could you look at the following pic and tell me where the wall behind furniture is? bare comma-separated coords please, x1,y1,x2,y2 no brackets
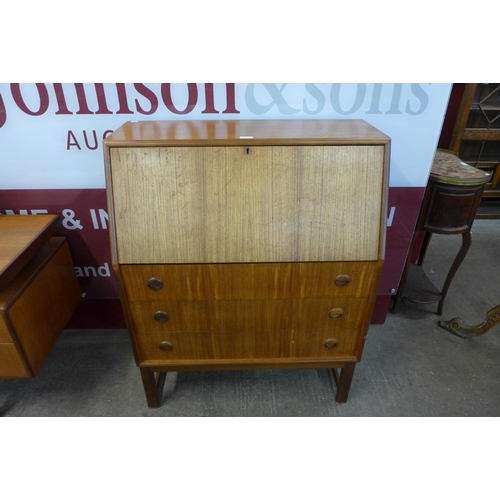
0,83,452,325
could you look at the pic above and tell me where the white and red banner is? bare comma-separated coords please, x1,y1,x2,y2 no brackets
0,83,452,324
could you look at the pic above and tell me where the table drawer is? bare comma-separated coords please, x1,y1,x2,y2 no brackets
0,238,81,377
121,262,378,302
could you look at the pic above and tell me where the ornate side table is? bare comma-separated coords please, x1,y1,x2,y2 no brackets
391,150,491,315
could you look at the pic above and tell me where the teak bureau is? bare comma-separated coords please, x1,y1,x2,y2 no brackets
104,119,390,407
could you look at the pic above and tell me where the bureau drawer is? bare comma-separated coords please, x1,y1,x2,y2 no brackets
130,299,291,333
134,327,360,362
291,328,361,358
292,298,369,331
135,329,294,361
128,297,369,334
121,262,378,302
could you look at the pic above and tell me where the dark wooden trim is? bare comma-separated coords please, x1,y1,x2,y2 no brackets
448,84,477,152
333,362,356,403
0,215,60,290
462,128,500,141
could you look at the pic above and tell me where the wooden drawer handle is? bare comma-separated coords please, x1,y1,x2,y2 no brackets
329,307,344,319
334,275,350,287
147,277,163,290
154,311,169,323
159,341,173,351
324,338,338,349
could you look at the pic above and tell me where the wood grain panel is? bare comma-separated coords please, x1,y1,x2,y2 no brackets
129,294,367,364
129,297,367,333
291,297,368,331
137,330,216,361
129,299,295,333
110,145,384,263
0,214,59,290
121,262,378,302
135,329,293,361
104,119,391,147
7,239,81,375
212,329,293,360
0,343,28,377
461,128,500,141
0,315,12,343
139,358,352,371
291,328,360,359
134,325,360,362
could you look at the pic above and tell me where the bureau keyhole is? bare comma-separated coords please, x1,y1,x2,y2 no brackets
245,147,251,155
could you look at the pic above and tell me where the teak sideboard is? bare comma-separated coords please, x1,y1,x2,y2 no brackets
0,215,81,378
104,119,390,407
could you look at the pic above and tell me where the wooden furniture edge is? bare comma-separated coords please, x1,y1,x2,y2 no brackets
103,144,120,267
0,237,71,377
0,214,60,290
449,84,477,152
354,258,385,361
105,138,391,148
139,357,358,372
104,119,391,148
139,358,359,407
105,119,389,406
0,237,68,308
378,142,391,260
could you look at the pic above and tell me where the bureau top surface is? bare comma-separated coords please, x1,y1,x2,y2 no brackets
0,215,60,290
104,119,390,147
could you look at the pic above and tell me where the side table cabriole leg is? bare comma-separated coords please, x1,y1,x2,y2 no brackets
438,304,500,339
417,232,433,266
437,231,472,316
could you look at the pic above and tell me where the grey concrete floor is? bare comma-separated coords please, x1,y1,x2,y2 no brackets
1,220,499,417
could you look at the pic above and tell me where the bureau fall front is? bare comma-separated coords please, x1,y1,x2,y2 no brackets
104,119,390,407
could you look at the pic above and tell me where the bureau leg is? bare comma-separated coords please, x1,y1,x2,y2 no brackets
140,368,167,408
332,362,356,403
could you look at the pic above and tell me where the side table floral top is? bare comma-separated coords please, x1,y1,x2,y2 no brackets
431,150,491,186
